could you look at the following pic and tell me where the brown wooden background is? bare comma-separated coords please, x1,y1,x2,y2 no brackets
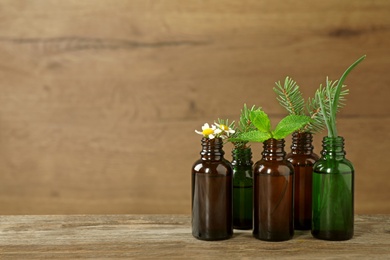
0,0,389,215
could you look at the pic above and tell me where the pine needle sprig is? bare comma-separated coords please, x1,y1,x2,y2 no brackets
303,79,348,133
303,98,324,133
274,67,355,135
274,77,305,115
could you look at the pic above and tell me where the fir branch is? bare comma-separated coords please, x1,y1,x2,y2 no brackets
303,97,325,134
302,79,349,134
317,87,332,136
274,77,305,115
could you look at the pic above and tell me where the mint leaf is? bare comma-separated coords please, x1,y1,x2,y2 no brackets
250,110,271,133
272,115,311,140
230,130,272,143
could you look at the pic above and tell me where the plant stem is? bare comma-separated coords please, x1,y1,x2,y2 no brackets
330,55,366,137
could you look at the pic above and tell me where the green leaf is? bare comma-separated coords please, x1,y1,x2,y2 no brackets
230,130,272,143
250,109,271,133
329,55,366,137
332,55,366,118
272,115,312,140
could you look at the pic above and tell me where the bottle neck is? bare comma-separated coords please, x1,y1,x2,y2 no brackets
320,136,346,160
200,137,225,161
231,147,253,166
290,131,315,155
261,138,286,161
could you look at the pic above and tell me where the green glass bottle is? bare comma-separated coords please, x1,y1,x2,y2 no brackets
312,136,354,241
232,147,253,230
192,137,233,241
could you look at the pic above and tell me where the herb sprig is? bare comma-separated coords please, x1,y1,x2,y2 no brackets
274,77,325,134
220,104,258,149
274,55,366,135
230,108,311,143
317,55,366,137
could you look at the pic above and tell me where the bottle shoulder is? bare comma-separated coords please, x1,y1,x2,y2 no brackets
192,158,233,175
313,157,354,174
253,159,293,175
286,153,319,166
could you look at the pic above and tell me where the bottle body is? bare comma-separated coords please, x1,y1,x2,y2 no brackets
253,139,294,241
286,132,319,230
192,138,233,240
232,147,253,230
312,136,354,241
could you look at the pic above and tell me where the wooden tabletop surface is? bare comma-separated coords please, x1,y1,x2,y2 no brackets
0,215,389,259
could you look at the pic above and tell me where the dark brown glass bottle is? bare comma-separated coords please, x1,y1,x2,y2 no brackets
253,138,294,241
287,132,319,230
191,137,233,241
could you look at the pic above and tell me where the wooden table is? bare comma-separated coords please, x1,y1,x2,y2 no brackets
0,215,389,259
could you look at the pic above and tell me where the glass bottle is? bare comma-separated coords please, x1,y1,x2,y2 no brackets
253,138,294,241
232,146,253,230
286,132,319,230
191,137,233,241
312,136,354,241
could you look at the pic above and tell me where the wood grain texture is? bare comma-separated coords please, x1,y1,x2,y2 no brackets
0,215,389,259
0,0,389,214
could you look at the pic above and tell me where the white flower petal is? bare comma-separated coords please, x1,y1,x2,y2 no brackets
195,130,203,135
209,134,215,139
202,123,210,130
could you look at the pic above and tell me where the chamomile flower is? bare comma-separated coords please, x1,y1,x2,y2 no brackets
214,123,235,137
195,123,218,139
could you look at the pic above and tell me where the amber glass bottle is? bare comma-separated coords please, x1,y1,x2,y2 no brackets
191,137,233,241
232,147,253,230
253,138,294,241
312,136,354,241
287,132,319,230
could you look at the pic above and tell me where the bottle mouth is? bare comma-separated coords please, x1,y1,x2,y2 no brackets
231,147,253,165
263,138,285,150
290,132,314,153
201,137,223,143
322,136,345,147
320,136,346,156
263,138,285,145
261,139,286,160
200,137,225,159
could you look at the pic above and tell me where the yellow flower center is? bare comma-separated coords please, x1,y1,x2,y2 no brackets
221,124,228,131
202,128,214,136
